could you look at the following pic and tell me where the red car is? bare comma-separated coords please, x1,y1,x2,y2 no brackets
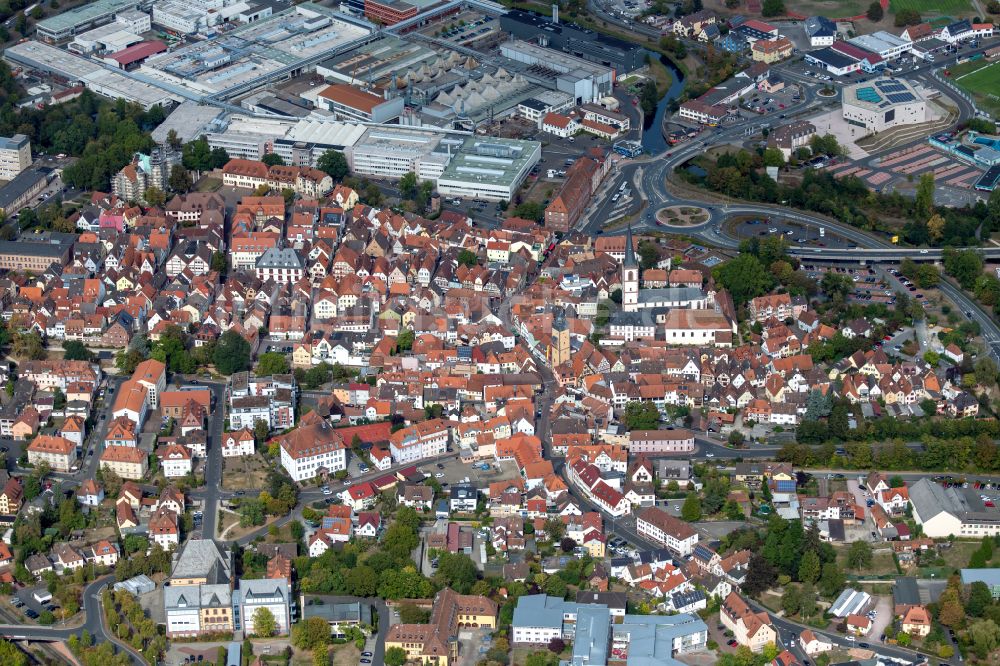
727,640,738,647
987,501,995,508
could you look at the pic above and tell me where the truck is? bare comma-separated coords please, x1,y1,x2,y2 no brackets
33,590,52,604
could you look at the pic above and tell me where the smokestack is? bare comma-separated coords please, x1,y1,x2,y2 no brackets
552,3,558,23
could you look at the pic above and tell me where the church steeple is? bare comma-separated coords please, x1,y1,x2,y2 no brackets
623,221,637,269
621,222,639,312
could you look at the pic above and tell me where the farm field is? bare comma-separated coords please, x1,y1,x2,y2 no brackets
953,59,1000,117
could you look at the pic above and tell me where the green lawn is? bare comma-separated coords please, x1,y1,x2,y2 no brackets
889,0,974,15
952,60,1000,117
788,0,867,18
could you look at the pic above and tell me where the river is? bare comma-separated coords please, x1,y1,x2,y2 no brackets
641,52,686,155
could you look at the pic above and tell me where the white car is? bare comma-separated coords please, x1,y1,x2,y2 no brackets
435,472,445,479
705,453,715,458
920,249,929,254
321,487,333,495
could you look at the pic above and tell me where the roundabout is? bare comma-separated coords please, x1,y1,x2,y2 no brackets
654,205,710,228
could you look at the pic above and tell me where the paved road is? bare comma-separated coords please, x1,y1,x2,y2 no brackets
0,575,145,666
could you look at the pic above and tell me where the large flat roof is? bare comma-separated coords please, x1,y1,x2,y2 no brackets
437,135,539,188
37,0,136,33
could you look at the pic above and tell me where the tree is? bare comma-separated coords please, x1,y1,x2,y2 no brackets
143,186,166,207
968,581,993,617
763,147,785,167
0,639,28,666
513,201,545,222
681,493,702,521
396,329,414,353
969,618,1000,657
916,173,934,218
210,147,230,169
944,248,985,289
761,0,785,16
637,240,659,270
623,401,661,430
252,607,277,637
292,617,333,650
434,553,479,594
548,637,566,654
526,652,559,666
13,331,45,360
743,553,778,597
939,587,967,628
399,171,419,199
62,340,93,361
262,153,285,167
213,330,251,375
640,80,659,118
782,584,803,615
818,562,845,597
385,647,408,666
316,149,349,181
819,271,854,300
398,603,430,624
712,253,773,306
457,249,478,267
846,541,873,570
182,138,213,171
798,550,820,584
256,352,289,376
313,645,330,666
926,213,945,243
168,164,192,193
866,1,883,20
894,8,922,25
211,251,227,274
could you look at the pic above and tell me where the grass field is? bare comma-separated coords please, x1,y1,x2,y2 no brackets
787,0,867,17
952,59,1000,117
889,0,974,16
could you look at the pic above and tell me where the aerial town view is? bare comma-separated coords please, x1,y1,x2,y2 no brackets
1,0,1000,664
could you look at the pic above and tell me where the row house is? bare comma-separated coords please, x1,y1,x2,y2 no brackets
221,160,333,198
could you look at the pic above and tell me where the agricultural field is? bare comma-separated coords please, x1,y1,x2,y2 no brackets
889,0,975,16
953,59,1000,117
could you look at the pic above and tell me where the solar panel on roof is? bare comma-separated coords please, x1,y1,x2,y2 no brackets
886,92,915,103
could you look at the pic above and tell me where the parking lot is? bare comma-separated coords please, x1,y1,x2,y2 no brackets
824,143,986,196
731,217,853,250
12,585,57,621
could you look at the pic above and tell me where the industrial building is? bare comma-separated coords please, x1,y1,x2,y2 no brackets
842,77,926,135
315,36,440,87
4,40,178,110
346,125,455,180
847,31,912,61
499,9,644,76
68,21,143,55
35,0,140,43
311,83,404,123
499,40,613,105
435,135,540,201
138,3,370,96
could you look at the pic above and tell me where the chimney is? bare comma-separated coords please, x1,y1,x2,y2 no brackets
552,3,558,23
